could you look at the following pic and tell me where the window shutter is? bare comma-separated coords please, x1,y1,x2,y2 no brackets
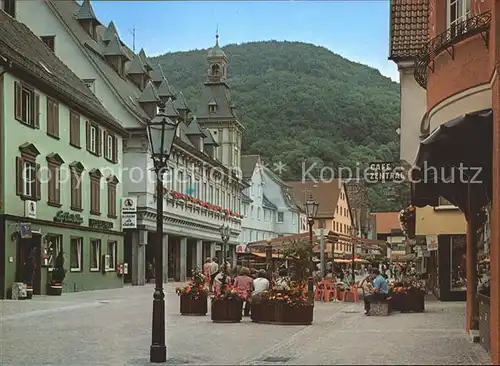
46,99,52,134
14,82,22,120
86,121,90,151
55,166,60,204
35,163,41,200
97,127,102,156
113,136,118,163
54,102,59,137
16,157,23,196
34,93,40,129
103,130,108,158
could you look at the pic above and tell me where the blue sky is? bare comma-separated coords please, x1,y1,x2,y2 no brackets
92,1,398,81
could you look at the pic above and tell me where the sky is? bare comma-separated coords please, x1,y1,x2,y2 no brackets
92,1,399,81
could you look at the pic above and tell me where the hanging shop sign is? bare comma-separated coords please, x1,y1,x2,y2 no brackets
89,219,114,230
426,235,438,251
19,223,32,239
121,213,137,229
366,162,405,182
54,211,83,225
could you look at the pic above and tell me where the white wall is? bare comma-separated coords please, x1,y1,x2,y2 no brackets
399,63,427,166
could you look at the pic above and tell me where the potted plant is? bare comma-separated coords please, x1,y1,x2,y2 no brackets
210,274,243,323
47,251,66,296
389,278,425,312
176,266,208,316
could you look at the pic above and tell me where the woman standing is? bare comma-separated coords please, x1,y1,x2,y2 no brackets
233,267,253,316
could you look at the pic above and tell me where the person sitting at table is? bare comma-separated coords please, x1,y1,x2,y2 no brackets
363,268,389,315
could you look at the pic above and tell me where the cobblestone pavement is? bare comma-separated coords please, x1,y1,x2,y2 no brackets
0,285,491,365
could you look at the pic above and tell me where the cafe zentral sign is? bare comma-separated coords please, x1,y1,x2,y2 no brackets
366,162,405,182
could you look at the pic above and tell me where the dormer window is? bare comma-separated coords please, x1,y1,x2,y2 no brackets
209,104,217,113
41,36,55,52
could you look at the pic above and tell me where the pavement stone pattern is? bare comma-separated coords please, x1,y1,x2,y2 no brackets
0,284,491,365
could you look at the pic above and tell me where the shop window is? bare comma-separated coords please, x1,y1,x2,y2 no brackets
450,235,466,291
90,238,101,271
70,237,83,272
107,241,117,271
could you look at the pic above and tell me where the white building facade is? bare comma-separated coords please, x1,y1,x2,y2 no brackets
239,155,279,244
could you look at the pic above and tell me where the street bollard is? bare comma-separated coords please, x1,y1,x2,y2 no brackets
307,277,314,306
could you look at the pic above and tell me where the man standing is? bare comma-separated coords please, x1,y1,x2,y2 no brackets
209,257,219,291
363,268,389,315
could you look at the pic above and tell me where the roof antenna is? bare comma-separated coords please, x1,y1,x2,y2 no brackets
216,24,219,45
129,27,136,53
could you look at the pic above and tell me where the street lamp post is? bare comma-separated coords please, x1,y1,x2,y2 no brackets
304,194,319,305
146,101,180,363
351,226,357,284
219,225,231,277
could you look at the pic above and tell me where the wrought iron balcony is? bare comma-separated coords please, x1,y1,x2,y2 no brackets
414,11,491,89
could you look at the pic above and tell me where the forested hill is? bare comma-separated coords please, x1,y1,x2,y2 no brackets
151,41,403,211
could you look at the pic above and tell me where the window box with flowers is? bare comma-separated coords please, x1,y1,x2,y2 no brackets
176,267,208,316
210,276,244,323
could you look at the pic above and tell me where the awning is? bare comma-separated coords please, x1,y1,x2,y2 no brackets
412,109,492,218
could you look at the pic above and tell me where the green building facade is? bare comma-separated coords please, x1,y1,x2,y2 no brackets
0,15,128,298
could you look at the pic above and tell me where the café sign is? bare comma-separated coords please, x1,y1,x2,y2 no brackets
366,162,405,182
89,219,114,230
54,211,83,225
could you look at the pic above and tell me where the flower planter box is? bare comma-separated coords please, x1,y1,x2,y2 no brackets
25,285,33,299
477,293,490,353
389,291,402,311
211,298,243,323
251,301,274,322
252,302,313,325
180,293,208,316
400,289,425,313
47,283,63,296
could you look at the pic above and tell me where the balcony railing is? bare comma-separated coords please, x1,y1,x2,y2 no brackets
414,11,491,89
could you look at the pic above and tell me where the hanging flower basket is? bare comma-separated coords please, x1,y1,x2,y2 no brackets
399,205,416,239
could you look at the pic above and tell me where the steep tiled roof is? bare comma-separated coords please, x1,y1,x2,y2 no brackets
263,195,277,210
389,0,429,60
241,155,259,179
0,9,123,134
374,212,401,234
286,180,342,218
45,0,217,150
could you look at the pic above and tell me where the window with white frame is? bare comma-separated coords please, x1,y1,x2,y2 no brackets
70,237,82,271
216,188,220,205
203,182,207,201
227,193,231,210
277,212,284,223
251,205,254,219
106,134,113,160
89,125,97,153
257,207,261,220
448,0,470,32
209,185,214,203
196,178,200,198
107,241,117,270
22,161,35,197
90,239,101,271
178,171,184,193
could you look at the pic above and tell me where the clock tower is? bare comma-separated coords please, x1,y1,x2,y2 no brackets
196,32,244,175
